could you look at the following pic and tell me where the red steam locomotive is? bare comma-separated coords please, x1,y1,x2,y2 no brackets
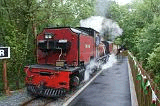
24,27,111,97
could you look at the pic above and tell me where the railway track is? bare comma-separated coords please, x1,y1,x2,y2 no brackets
20,97,38,106
20,97,55,106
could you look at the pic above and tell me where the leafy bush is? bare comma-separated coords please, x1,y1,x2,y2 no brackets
148,45,160,88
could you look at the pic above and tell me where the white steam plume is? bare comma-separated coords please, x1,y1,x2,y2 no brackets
84,59,97,81
102,54,117,70
84,54,117,81
80,16,123,41
80,16,104,32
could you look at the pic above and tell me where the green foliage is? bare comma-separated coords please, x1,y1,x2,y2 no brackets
108,0,160,88
36,0,96,31
114,37,122,45
147,44,160,87
136,15,160,64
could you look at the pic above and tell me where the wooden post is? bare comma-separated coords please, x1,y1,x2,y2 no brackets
3,59,10,95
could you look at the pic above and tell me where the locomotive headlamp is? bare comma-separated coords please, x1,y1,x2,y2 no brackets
59,39,67,43
45,33,54,39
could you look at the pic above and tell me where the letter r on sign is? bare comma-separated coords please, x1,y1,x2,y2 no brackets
0,50,4,56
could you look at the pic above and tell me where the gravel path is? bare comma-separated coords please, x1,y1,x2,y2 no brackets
0,88,33,106
0,78,89,106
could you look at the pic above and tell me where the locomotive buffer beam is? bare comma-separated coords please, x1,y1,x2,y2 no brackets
27,84,66,97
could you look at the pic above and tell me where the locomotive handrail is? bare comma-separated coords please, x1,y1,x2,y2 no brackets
58,48,62,60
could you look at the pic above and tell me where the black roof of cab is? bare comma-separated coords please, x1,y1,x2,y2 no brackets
43,27,99,37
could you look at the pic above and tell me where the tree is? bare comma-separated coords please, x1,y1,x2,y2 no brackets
108,0,160,88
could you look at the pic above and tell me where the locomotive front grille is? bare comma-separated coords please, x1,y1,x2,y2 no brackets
27,85,66,97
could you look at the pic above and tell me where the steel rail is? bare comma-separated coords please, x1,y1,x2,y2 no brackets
20,97,38,106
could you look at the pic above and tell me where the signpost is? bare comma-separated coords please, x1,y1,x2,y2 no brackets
0,47,10,59
0,47,10,95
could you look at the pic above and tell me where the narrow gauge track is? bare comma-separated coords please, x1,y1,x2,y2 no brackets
20,97,38,106
20,97,54,106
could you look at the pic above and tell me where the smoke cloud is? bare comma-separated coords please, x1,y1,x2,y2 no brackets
84,59,97,81
80,16,123,41
102,54,117,70
84,54,117,81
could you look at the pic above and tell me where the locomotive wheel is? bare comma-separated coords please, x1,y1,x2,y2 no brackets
70,76,80,88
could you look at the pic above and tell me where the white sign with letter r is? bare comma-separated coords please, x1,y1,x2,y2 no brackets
0,50,4,56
